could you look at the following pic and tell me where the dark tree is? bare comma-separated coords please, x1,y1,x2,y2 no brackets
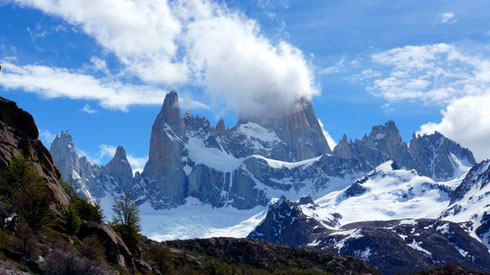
0,154,53,231
109,192,141,255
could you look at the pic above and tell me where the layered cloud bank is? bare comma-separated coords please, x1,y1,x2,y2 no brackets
363,43,490,161
6,0,318,116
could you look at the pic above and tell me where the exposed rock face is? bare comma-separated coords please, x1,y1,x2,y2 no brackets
0,96,69,209
50,130,140,203
215,118,226,135
79,222,134,269
333,121,476,180
409,132,476,179
0,96,135,273
49,91,477,212
248,196,490,275
104,146,134,193
230,97,331,161
441,160,490,250
248,196,330,246
142,90,187,208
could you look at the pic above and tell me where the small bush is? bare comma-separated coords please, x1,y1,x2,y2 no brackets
61,179,103,223
61,204,81,235
12,223,40,264
143,243,174,274
43,247,106,275
79,236,105,264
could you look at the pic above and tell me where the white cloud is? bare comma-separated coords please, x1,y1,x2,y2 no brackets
363,43,490,161
9,0,318,117
81,104,97,114
318,119,336,149
366,43,490,104
0,61,207,111
439,12,456,24
418,94,490,161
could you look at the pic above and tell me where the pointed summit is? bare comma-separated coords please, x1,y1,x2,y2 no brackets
333,134,355,159
215,118,226,135
50,130,80,182
142,90,187,207
113,146,127,160
104,146,133,192
159,90,184,136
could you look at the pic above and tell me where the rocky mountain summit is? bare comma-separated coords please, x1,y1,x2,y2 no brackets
50,91,476,212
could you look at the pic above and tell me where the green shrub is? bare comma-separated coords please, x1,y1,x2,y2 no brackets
61,203,81,235
61,179,104,223
109,193,141,256
0,154,54,231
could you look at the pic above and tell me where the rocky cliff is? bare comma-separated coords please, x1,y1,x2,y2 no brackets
0,96,69,209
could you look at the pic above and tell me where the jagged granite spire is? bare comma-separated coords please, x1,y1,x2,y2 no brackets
50,130,80,182
142,91,187,208
215,118,226,135
333,134,355,159
409,131,476,179
235,97,331,161
104,146,133,193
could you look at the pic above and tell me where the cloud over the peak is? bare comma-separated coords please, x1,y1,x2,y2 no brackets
418,94,490,161
9,0,318,116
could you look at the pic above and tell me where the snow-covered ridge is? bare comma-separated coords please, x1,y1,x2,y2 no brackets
305,161,452,227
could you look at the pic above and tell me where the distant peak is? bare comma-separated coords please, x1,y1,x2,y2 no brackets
114,146,127,159
184,110,193,119
215,118,226,134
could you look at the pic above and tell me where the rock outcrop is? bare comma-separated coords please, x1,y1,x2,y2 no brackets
333,121,476,180
79,222,134,269
142,90,187,208
104,146,134,193
441,160,490,250
0,96,69,209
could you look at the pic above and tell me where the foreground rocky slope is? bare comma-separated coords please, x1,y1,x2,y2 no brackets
152,237,381,275
0,96,134,273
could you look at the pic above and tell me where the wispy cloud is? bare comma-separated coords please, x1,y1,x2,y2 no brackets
439,12,456,24
81,104,97,114
364,43,490,104
319,57,345,75
0,61,208,111
39,129,55,146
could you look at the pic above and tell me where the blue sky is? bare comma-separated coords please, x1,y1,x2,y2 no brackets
1,0,490,171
